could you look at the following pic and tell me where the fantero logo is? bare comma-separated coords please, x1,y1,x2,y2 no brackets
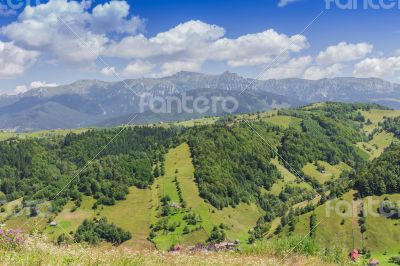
138,92,239,115
1,0,42,13
325,0,400,9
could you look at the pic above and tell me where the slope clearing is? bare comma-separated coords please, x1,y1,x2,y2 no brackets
150,143,263,250
291,191,363,250
302,161,352,184
270,159,312,195
361,109,400,134
357,131,396,160
363,194,400,264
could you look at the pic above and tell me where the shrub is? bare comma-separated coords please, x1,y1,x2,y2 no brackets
74,217,131,245
389,256,400,265
207,226,225,244
0,229,24,250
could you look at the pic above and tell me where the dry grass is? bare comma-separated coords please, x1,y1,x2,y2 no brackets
0,235,335,266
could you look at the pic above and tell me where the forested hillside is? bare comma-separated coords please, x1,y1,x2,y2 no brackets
0,102,400,264
187,123,281,209
356,144,400,196
0,127,179,209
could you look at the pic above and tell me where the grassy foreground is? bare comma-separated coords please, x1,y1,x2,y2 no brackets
0,234,340,266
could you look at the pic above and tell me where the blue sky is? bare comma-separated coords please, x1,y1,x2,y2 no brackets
0,0,399,94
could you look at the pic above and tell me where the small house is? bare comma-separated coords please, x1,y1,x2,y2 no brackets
49,221,57,226
170,202,180,208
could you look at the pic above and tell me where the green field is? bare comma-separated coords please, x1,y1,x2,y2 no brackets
362,194,400,265
270,159,312,195
0,198,23,222
44,188,155,250
175,144,263,240
0,132,17,141
302,102,327,110
44,196,95,241
100,187,154,250
263,115,302,128
292,191,363,251
285,190,400,265
357,131,396,160
361,109,400,134
170,117,219,127
238,110,302,129
0,128,88,141
302,161,352,184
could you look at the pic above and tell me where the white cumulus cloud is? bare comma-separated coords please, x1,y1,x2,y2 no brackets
30,81,58,89
100,66,116,77
161,61,201,76
353,56,400,79
90,1,143,34
0,0,310,77
11,80,58,95
1,0,143,66
105,20,308,73
261,56,312,79
105,20,226,60
5,0,383,81
0,41,38,79
211,29,308,67
122,61,154,77
316,42,373,65
12,85,28,95
303,64,343,80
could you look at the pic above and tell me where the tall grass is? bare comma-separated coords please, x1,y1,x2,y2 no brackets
0,234,341,266
240,236,349,265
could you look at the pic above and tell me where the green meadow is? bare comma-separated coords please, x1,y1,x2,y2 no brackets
291,191,363,251
302,161,352,184
361,109,400,134
270,158,312,195
357,131,396,160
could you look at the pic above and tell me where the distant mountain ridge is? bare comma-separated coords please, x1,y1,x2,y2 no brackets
0,71,399,132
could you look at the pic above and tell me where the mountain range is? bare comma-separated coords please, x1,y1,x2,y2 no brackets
1,71,400,132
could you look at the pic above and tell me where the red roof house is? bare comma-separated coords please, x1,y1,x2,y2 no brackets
349,249,360,261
